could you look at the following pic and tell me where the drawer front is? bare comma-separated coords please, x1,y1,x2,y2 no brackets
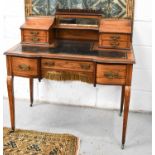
23,36,48,44
12,57,39,77
96,64,127,84
100,34,130,42
23,30,47,37
99,40,130,49
42,59,94,72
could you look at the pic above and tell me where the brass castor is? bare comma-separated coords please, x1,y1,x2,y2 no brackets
121,144,125,150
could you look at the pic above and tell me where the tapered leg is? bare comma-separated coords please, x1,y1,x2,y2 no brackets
7,76,15,131
120,86,125,116
29,78,33,107
122,86,131,149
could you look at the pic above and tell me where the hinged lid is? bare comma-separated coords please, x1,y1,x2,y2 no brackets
99,19,132,34
20,16,55,30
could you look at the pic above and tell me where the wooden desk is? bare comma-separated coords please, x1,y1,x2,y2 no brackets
5,40,135,148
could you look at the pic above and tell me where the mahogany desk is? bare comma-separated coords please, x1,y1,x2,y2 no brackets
5,40,135,149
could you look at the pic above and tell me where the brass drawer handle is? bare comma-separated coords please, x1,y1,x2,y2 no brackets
32,37,40,42
111,35,120,40
30,31,39,35
43,62,55,67
104,71,121,79
110,41,120,48
18,64,31,71
80,64,91,70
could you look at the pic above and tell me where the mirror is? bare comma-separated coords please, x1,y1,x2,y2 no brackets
58,18,99,27
25,0,134,18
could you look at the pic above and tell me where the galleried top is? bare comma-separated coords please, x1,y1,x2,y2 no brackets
25,0,134,18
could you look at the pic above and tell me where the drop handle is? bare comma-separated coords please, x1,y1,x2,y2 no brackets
32,37,40,42
111,35,120,40
30,31,39,35
110,41,120,48
80,64,91,70
44,62,55,67
104,71,121,79
18,64,31,71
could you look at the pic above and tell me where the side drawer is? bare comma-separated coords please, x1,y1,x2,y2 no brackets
42,59,94,72
12,57,39,77
96,64,127,85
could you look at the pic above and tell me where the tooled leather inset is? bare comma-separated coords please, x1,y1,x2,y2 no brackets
19,41,127,59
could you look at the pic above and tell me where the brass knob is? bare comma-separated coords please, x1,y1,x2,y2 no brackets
18,64,31,71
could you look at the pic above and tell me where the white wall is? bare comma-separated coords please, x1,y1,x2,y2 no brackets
0,0,152,112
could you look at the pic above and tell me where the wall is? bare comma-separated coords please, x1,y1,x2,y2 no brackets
0,0,152,112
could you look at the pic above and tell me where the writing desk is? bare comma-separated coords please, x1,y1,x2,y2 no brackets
5,40,135,148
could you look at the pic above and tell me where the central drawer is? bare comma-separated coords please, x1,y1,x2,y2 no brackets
41,59,94,72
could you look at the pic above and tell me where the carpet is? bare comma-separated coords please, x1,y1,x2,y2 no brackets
3,127,80,155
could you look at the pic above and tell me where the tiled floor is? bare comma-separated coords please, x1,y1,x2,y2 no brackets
3,98,152,155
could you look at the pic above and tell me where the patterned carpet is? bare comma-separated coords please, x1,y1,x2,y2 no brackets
3,128,79,155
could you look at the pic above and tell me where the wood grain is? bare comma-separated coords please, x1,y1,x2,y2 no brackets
99,19,132,33
7,76,15,131
96,64,127,85
12,57,39,77
122,86,131,146
42,59,94,72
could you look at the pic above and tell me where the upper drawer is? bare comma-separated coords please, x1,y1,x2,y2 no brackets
96,64,127,85
12,57,39,77
42,59,94,72
22,29,47,37
99,40,130,49
100,33,130,42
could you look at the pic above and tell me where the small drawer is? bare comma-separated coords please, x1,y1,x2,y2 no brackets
22,30,47,37
22,36,48,44
96,64,127,84
42,59,94,72
99,40,130,49
100,34,130,42
12,57,39,77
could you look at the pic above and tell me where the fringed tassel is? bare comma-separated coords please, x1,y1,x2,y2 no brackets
45,71,93,83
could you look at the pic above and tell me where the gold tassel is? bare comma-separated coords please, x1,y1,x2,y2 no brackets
44,71,93,83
